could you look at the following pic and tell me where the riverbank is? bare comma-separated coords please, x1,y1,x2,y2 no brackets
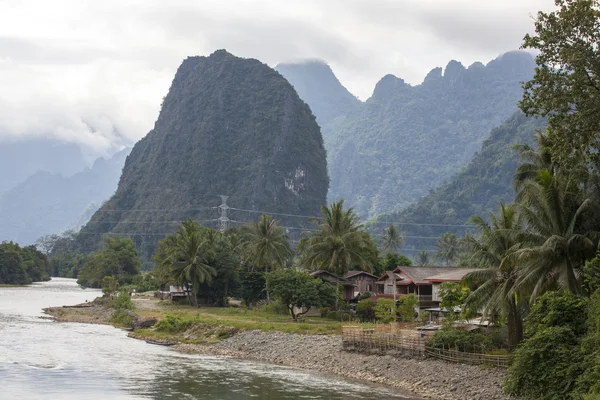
44,298,510,400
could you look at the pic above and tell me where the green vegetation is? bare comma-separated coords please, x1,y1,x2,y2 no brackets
76,50,329,262
426,329,500,353
77,237,141,288
0,241,50,284
265,269,336,321
374,298,397,324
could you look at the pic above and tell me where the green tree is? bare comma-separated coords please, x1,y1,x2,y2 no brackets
159,219,218,307
462,202,526,349
380,225,403,254
435,233,460,266
77,236,141,288
265,269,336,321
398,293,418,322
374,298,397,323
520,0,600,167
241,214,291,273
102,276,118,295
238,266,266,307
416,250,431,266
298,200,378,308
374,252,412,276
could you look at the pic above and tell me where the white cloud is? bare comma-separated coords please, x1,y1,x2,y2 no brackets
0,0,555,155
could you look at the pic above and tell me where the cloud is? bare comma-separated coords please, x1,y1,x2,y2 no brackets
0,0,555,154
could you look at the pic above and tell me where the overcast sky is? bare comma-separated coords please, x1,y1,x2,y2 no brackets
0,0,554,158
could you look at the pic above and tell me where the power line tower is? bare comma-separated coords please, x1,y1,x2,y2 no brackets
217,195,230,233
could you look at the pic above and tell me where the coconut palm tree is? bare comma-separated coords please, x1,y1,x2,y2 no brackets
380,225,404,254
162,219,217,307
241,214,292,274
298,200,378,308
435,233,460,266
512,168,599,297
463,202,526,349
416,250,431,266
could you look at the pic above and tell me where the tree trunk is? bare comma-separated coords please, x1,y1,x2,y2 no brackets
335,278,340,310
265,265,271,302
507,295,523,350
565,256,581,295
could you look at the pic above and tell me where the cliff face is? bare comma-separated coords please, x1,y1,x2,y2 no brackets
79,50,329,258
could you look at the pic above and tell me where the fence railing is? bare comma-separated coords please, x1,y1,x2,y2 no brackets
341,326,509,368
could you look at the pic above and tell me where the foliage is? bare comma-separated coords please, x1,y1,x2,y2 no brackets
439,282,470,312
435,233,460,265
241,214,291,274
321,52,535,217
380,225,403,254
265,269,336,321
462,202,526,348
111,309,136,327
113,290,134,310
420,311,431,323
77,50,328,260
415,250,431,266
397,293,418,321
238,266,266,307
77,236,141,288
374,298,397,323
102,276,118,295
374,253,412,276
0,241,51,285
298,200,378,307
371,113,546,254
426,329,493,353
155,315,193,333
524,291,588,337
520,0,600,168
356,299,376,322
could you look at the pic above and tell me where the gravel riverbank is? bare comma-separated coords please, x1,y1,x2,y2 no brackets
175,330,510,400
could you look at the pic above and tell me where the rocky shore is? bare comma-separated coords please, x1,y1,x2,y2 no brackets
175,331,509,400
44,302,510,400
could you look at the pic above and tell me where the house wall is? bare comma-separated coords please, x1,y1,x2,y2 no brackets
349,275,376,296
432,283,441,302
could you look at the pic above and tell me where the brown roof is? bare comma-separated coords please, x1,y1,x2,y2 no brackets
376,271,404,282
424,268,481,282
393,266,475,285
310,270,355,286
345,270,378,279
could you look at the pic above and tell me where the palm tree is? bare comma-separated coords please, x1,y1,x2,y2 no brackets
298,200,378,308
381,225,404,254
512,168,598,297
435,233,460,266
416,250,431,266
241,214,292,273
162,219,217,307
463,202,526,349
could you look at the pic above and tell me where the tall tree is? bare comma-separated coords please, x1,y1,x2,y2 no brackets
298,200,378,308
380,225,404,254
160,219,217,307
241,214,292,273
463,202,526,349
435,233,460,266
416,250,431,267
520,0,600,167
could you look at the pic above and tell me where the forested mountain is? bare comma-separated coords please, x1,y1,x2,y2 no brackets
78,50,329,260
275,60,360,128
0,138,91,194
282,51,536,217
369,112,547,254
0,148,129,245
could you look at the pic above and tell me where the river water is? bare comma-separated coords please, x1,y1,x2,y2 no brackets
0,278,414,399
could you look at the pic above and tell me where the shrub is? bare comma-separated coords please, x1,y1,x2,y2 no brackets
375,298,397,323
398,294,418,321
420,310,431,323
357,292,372,301
155,315,194,333
111,308,135,327
260,300,288,315
101,276,118,295
356,299,376,322
426,328,492,352
113,290,134,310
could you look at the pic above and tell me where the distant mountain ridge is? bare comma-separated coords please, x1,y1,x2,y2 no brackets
0,148,130,244
369,112,547,254
279,51,536,218
78,50,329,260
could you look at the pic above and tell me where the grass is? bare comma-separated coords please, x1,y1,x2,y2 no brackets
132,298,375,336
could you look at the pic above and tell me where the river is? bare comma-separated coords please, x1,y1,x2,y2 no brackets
0,278,415,399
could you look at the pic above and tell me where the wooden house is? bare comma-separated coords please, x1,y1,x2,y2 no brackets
344,271,379,297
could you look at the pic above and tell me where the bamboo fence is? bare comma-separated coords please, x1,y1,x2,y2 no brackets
341,326,510,368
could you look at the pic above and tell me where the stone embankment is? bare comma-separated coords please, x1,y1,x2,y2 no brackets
176,330,510,400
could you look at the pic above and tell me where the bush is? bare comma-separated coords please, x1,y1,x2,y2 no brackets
155,315,194,333
505,326,583,399
357,292,372,301
260,300,288,315
101,276,118,295
375,298,397,323
398,294,418,322
326,310,341,321
356,299,376,322
426,328,492,352
113,290,134,310
111,308,135,327
420,310,431,323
